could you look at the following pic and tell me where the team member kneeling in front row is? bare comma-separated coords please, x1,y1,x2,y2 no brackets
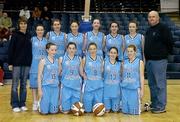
38,43,60,114
59,42,84,114
121,44,144,115
82,42,104,112
103,47,122,112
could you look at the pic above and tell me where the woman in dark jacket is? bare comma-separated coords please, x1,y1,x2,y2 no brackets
8,17,32,112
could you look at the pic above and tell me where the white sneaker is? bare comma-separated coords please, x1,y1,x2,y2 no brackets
21,106,28,111
32,103,38,111
13,107,21,112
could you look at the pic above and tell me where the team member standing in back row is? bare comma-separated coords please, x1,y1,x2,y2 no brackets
85,19,105,57
66,21,85,57
46,19,66,58
59,42,84,114
29,24,47,111
103,47,122,113
105,21,124,61
38,43,59,114
124,20,144,61
121,44,144,115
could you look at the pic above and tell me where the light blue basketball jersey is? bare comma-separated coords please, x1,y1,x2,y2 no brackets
41,57,59,86
124,33,143,60
30,36,47,73
86,31,104,56
104,58,121,98
105,34,124,60
66,33,84,56
121,58,140,89
61,55,82,91
48,31,66,58
84,55,103,91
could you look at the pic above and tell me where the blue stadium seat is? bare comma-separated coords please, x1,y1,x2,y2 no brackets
174,30,180,36
119,30,126,35
138,26,144,30
174,41,180,48
172,47,180,55
139,21,148,26
167,63,180,72
138,30,146,35
173,35,180,42
174,56,180,63
168,55,175,63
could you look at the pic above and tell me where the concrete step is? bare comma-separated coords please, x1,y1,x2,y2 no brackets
166,12,180,17
166,13,180,27
171,18,180,21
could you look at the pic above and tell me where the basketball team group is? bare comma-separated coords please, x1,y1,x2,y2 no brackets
8,11,173,115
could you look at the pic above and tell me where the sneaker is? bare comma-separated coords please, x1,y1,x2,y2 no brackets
13,107,21,112
61,111,69,114
21,106,28,111
144,103,150,111
151,108,166,114
32,103,38,111
105,110,110,113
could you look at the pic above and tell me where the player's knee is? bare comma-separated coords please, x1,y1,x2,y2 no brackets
61,110,70,114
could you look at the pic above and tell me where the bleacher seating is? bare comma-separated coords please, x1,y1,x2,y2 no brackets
4,0,160,12
1,12,180,79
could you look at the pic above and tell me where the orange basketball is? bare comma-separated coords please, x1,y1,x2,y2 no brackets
93,103,105,116
71,102,85,116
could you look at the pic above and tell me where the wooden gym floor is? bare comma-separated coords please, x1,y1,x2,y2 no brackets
0,80,180,122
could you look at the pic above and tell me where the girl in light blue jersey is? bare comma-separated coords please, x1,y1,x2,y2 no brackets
103,47,122,113
124,20,145,61
59,42,84,114
66,21,85,57
105,21,124,61
29,24,47,111
38,43,60,114
46,19,66,58
82,42,104,112
85,19,105,57
121,44,144,115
